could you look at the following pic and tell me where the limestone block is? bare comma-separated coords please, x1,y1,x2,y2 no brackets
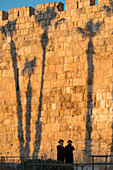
106,100,111,107
58,50,65,57
97,92,102,100
56,64,64,72
59,110,64,117
73,78,86,86
51,124,59,132
106,92,112,100
84,1,90,7
52,103,56,110
72,93,83,102
67,87,71,94
79,2,84,8
65,56,73,64
4,119,10,125
86,6,93,13
41,117,47,124
57,72,65,80
48,65,56,73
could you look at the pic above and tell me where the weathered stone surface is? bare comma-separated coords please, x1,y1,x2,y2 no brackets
0,0,112,165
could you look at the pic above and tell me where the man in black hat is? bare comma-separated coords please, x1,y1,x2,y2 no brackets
65,140,75,164
57,139,65,163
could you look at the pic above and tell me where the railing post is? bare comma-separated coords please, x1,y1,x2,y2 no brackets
81,166,84,170
21,157,24,170
4,157,5,170
23,157,25,170
19,157,21,170
92,156,94,170
41,156,43,170
1,156,5,170
33,164,36,170
58,165,60,170
76,164,78,170
20,157,23,170
21,157,22,170
0,156,2,170
105,155,108,170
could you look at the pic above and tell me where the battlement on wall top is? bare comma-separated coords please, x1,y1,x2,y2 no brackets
0,11,8,20
0,2,64,21
0,6,35,21
0,0,112,21
66,0,111,9
36,2,64,14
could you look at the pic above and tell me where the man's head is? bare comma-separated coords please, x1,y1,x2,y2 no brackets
58,139,64,146
67,140,72,145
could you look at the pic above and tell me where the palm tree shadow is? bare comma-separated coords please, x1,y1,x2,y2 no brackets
33,30,48,157
33,4,65,157
102,1,113,166
77,20,103,162
0,20,24,156
111,80,113,168
22,57,36,157
102,0,113,15
0,5,65,158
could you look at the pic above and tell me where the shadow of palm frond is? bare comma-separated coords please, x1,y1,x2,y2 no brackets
0,19,25,157
22,57,36,157
22,57,36,76
102,0,113,15
77,19,104,162
33,4,66,157
102,0,113,164
0,19,17,38
77,20,104,40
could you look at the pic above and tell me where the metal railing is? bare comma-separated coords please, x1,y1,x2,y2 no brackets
24,162,113,170
1,155,113,170
24,163,85,170
90,155,113,170
0,156,42,170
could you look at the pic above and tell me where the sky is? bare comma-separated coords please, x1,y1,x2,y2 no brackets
0,0,98,12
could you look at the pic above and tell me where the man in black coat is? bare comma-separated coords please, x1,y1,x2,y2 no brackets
65,140,75,164
57,139,65,163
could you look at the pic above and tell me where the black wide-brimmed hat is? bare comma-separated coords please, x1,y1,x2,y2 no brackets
58,139,64,143
67,140,73,143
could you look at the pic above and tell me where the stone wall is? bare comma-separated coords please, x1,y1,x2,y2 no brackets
0,0,113,163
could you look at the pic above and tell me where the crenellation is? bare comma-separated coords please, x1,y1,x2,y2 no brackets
8,6,35,21
36,2,64,15
66,0,96,10
0,11,8,21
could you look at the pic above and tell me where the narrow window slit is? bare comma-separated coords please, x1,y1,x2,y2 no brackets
17,11,19,17
77,1,79,9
